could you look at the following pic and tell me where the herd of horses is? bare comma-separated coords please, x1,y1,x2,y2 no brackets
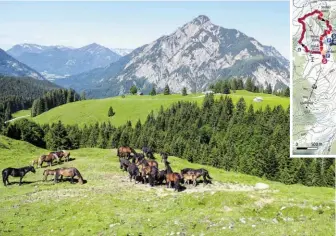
118,146,212,192
2,150,83,186
2,147,212,192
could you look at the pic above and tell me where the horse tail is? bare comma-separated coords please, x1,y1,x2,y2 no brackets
117,148,120,157
74,168,84,184
2,170,6,186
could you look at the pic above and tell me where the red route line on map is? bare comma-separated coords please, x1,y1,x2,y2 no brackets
298,9,333,60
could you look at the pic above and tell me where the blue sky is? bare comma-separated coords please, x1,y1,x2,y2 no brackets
0,1,289,58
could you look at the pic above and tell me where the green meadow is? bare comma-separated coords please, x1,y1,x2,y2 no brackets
0,135,333,236
13,91,290,127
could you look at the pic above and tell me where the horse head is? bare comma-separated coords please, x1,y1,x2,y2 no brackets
30,166,36,173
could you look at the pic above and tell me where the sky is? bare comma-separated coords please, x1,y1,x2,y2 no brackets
0,1,289,58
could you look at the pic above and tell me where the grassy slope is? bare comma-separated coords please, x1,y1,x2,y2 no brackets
11,109,31,118
25,91,289,127
0,136,334,236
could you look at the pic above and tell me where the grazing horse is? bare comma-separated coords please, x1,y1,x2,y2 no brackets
127,163,140,183
54,167,84,184
136,158,158,169
163,160,181,192
43,169,57,181
119,157,131,171
38,153,59,168
117,146,136,158
62,151,71,162
181,168,212,186
2,166,36,186
160,152,169,163
142,146,154,159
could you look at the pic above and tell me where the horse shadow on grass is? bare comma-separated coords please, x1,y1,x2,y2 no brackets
59,178,87,184
5,181,35,186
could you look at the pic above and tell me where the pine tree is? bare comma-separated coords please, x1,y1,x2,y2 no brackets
245,78,253,92
182,87,187,96
223,82,230,94
284,87,290,97
164,85,170,95
149,86,157,96
108,106,115,117
130,85,138,95
266,84,273,94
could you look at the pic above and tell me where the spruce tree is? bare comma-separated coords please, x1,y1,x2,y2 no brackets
149,86,157,96
164,85,170,95
182,87,187,96
108,106,115,117
130,85,138,95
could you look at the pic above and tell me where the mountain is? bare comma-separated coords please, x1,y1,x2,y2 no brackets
0,48,46,80
7,43,121,79
111,48,134,56
57,15,290,98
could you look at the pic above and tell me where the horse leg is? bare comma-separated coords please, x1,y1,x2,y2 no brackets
71,177,74,184
3,173,7,186
19,176,23,186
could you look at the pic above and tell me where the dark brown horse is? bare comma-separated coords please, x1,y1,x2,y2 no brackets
163,160,181,191
54,167,84,184
43,169,57,181
141,165,158,186
117,146,136,158
38,153,59,168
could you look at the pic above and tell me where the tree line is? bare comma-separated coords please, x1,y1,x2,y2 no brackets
31,88,82,117
3,94,334,188
0,76,60,126
209,78,290,97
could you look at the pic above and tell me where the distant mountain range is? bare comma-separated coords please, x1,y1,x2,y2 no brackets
55,15,289,98
6,43,133,79
3,15,289,98
0,48,46,80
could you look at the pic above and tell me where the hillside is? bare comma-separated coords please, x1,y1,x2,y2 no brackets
0,135,334,235
58,15,289,98
26,91,290,127
0,49,46,80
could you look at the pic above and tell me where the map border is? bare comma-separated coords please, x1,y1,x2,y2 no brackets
290,0,336,158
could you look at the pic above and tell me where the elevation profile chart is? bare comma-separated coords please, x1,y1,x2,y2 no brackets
291,0,336,157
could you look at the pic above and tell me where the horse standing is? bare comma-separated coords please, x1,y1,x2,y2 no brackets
54,167,84,184
117,146,136,158
38,153,59,168
119,157,131,171
127,163,140,183
163,160,181,192
43,169,57,181
137,158,158,169
2,166,36,186
180,168,212,186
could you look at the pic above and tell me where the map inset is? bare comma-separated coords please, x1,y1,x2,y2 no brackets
292,0,336,157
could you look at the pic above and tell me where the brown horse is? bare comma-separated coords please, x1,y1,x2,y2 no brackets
136,158,158,169
38,153,59,168
163,160,181,191
43,169,57,181
180,168,212,186
54,167,84,184
117,146,136,158
141,165,158,186
62,150,71,162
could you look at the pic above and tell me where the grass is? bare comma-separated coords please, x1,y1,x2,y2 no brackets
11,109,31,118
21,90,290,127
0,135,334,236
